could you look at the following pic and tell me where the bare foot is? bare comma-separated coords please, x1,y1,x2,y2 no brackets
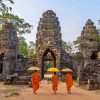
54,91,56,94
33,91,36,94
68,91,71,94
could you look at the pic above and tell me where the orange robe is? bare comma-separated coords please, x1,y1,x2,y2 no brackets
32,72,39,92
51,75,59,91
65,74,73,91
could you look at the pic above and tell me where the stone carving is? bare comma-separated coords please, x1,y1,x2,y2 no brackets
35,10,70,78
0,21,33,83
0,21,18,77
77,19,100,89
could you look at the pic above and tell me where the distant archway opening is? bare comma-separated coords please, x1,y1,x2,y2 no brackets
41,49,56,79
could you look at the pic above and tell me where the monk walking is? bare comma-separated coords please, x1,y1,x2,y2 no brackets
65,73,73,94
51,72,59,94
32,70,40,94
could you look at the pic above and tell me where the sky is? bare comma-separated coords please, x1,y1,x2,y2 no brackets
10,0,100,44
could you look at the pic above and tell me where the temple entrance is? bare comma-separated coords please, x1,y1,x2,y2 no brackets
0,53,4,74
41,49,56,79
36,10,70,80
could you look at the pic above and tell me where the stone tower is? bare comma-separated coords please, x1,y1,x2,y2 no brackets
0,21,18,77
78,19,100,84
35,10,70,78
80,19,99,57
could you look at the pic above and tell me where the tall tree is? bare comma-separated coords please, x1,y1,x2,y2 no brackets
0,0,33,35
67,41,73,54
0,0,14,13
18,36,28,57
62,40,73,53
27,41,36,58
0,0,33,57
73,36,81,52
62,40,68,52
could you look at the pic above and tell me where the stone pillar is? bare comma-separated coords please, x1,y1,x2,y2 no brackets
2,52,10,76
0,21,18,78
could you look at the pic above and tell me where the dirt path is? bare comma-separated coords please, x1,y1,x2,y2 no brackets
1,81,100,100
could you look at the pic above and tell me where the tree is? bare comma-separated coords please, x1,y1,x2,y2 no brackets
0,0,33,35
62,40,73,54
73,36,81,52
0,13,33,34
27,41,36,58
67,41,73,54
44,61,54,71
62,40,68,52
0,0,33,56
0,0,14,13
18,36,28,57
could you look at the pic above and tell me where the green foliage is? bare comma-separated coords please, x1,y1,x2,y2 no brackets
0,0,33,57
44,61,54,70
27,41,36,58
0,0,33,35
62,40,73,53
0,13,33,35
62,40,68,52
73,36,81,51
27,48,34,58
18,36,28,57
73,36,81,45
0,0,14,13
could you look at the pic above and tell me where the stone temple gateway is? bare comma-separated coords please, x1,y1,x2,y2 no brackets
0,21,34,83
0,22,18,78
76,19,100,89
0,10,71,81
0,11,100,88
35,10,70,79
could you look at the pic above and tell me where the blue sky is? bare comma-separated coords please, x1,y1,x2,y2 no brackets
11,0,100,44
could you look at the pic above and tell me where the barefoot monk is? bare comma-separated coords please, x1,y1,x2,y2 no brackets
32,70,40,94
51,72,59,94
65,73,73,94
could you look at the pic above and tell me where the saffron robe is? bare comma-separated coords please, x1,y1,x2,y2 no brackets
51,75,59,91
65,74,73,91
32,72,39,91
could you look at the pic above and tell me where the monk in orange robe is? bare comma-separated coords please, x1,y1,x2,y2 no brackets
51,72,59,94
65,73,73,94
32,70,40,94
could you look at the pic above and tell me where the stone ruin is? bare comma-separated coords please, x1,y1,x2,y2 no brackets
0,21,33,84
2,11,99,88
0,10,71,83
76,19,100,89
35,10,71,79
0,21,18,78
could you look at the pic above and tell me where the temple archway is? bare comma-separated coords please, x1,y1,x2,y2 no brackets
41,48,56,79
35,10,71,80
